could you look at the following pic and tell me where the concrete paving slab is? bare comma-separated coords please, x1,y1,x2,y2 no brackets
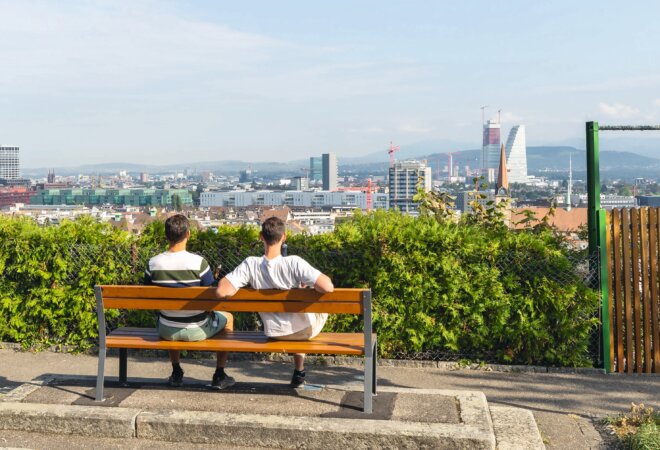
122,384,350,417
392,392,460,424
532,410,606,449
490,406,544,450
0,430,268,450
136,409,495,449
0,402,140,438
17,378,462,424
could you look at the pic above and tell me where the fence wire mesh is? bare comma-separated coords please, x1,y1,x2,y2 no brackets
58,241,603,365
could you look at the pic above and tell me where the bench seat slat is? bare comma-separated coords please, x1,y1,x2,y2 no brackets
103,299,362,314
101,286,366,302
106,329,369,355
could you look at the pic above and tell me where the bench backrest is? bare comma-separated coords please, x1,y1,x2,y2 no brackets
96,285,370,315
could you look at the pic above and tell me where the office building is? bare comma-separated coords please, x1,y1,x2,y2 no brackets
388,160,432,213
31,188,193,207
637,196,660,207
504,125,528,184
239,168,253,183
322,153,338,191
309,157,322,182
200,190,388,210
291,176,309,191
0,145,20,179
482,120,500,177
600,195,637,210
0,187,34,208
455,190,496,213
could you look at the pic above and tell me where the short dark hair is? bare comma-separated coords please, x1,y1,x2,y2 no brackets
261,217,285,246
165,214,189,244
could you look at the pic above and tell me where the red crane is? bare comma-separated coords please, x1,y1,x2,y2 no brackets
387,141,400,167
336,179,375,210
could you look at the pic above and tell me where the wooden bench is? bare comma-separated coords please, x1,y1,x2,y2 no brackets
94,285,378,413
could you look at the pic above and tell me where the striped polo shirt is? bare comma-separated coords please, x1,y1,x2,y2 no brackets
144,250,215,328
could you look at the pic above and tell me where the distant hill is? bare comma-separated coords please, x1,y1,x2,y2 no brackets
342,146,660,180
21,146,660,180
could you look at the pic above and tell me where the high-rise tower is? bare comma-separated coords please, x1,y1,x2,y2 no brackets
504,125,528,184
0,145,20,179
482,120,500,176
322,153,338,191
388,160,432,213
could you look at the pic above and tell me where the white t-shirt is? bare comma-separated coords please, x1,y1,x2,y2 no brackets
225,255,326,337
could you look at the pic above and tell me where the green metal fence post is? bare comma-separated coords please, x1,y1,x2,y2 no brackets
598,209,611,372
586,121,600,256
586,121,611,373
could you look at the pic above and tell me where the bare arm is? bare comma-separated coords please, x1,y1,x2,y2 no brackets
215,277,238,299
314,274,334,293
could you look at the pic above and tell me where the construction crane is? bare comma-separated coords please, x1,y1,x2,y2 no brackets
336,179,375,210
387,141,400,167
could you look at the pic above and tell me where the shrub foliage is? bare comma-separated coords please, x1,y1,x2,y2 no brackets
0,209,599,366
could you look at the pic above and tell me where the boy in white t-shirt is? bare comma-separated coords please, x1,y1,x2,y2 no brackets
216,216,334,387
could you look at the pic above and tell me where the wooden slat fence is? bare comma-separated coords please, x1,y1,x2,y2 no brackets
606,208,660,373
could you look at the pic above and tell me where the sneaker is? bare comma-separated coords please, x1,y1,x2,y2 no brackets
168,366,184,387
210,371,236,390
290,369,306,388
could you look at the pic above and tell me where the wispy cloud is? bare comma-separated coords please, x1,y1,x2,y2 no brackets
599,102,640,118
0,1,284,94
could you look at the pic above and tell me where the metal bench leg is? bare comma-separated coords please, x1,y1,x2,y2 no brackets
364,353,373,414
119,348,128,386
372,339,378,395
94,286,106,402
95,346,106,401
362,289,373,414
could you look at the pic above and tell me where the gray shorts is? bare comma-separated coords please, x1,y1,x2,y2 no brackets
157,311,228,342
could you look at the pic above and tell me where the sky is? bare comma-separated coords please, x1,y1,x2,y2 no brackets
1,0,660,168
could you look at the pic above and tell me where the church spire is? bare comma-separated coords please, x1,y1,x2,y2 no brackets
497,143,509,195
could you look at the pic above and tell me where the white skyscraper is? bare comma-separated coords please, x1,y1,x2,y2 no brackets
504,125,528,184
0,145,20,179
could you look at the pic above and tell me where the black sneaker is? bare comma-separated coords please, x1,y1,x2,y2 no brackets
290,369,305,388
210,371,236,390
168,366,184,387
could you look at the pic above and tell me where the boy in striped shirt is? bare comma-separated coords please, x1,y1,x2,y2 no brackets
145,214,235,390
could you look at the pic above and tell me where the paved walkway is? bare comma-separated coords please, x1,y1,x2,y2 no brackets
1,348,658,449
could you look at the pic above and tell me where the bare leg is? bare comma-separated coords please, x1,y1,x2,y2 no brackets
216,312,234,368
294,354,305,371
169,350,180,364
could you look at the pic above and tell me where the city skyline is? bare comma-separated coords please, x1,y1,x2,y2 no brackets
2,1,660,168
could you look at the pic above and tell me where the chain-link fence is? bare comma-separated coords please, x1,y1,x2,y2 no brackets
58,241,603,365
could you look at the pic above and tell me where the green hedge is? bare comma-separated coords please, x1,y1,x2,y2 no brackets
0,211,599,366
